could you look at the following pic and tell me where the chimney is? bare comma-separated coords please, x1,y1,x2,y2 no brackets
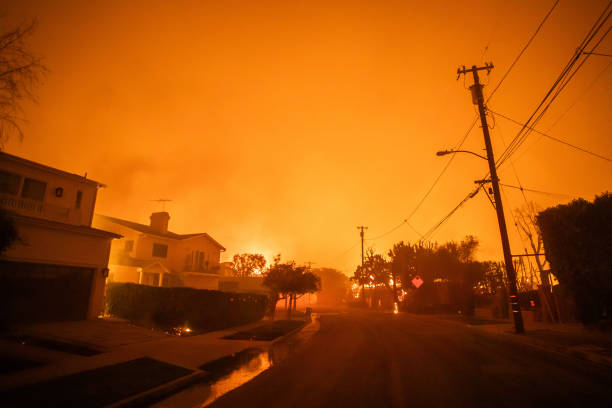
150,212,170,233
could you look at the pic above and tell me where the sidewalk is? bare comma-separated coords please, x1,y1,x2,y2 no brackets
0,316,313,407
443,314,612,367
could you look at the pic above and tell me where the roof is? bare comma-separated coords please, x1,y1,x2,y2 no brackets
10,213,122,240
0,151,105,187
96,214,226,250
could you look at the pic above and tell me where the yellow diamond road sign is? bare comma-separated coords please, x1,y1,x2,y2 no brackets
412,276,423,288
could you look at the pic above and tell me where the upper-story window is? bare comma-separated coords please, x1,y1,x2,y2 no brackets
152,243,168,258
0,170,22,195
75,190,83,209
21,178,47,201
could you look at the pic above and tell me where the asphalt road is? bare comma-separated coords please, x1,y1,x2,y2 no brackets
209,311,612,408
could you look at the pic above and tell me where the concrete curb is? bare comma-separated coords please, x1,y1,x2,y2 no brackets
270,317,313,344
107,371,209,408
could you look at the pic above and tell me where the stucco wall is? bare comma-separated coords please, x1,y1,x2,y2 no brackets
3,220,114,269
1,154,98,226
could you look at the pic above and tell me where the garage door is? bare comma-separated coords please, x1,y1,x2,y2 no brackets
0,261,94,330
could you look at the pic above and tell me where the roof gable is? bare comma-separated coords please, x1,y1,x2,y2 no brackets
95,214,225,250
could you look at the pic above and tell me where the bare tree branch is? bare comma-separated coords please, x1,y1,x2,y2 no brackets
0,19,47,147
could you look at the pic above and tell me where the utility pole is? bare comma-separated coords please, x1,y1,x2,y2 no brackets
357,226,368,301
457,63,525,333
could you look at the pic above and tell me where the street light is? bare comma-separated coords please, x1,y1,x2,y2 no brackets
436,149,488,161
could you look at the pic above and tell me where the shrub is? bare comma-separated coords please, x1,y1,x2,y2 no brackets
106,283,268,332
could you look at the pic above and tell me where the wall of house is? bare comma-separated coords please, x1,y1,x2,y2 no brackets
92,215,224,282
1,218,114,320
132,234,179,266
92,217,142,264
4,219,113,269
173,235,223,273
1,154,99,226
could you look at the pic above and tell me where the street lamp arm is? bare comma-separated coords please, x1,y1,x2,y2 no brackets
436,149,488,161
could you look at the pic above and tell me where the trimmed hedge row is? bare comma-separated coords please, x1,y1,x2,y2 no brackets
106,283,268,332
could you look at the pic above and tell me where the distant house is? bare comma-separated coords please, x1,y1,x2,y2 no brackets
0,151,120,327
93,212,227,290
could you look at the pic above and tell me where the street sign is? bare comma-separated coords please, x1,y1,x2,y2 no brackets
412,276,423,288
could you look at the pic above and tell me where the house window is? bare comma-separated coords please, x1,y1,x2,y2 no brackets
197,252,204,271
152,243,168,258
75,190,83,209
0,170,22,195
21,178,47,201
124,240,134,251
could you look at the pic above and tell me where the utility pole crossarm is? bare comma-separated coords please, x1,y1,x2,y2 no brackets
457,63,494,75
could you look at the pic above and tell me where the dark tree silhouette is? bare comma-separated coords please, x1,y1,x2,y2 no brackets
387,236,485,314
0,20,47,146
263,257,320,316
537,192,612,324
231,253,266,277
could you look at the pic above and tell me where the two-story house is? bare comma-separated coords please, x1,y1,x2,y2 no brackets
0,151,120,327
93,212,226,290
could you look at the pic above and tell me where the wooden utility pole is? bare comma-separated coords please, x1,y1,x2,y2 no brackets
458,63,525,333
357,226,368,301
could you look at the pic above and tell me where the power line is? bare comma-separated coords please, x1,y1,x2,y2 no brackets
420,188,481,242
368,0,560,244
499,183,577,198
485,0,561,103
336,1,569,264
366,219,423,241
489,109,612,162
547,60,612,130
336,242,360,259
495,2,612,169
398,0,560,230
511,59,612,164
583,51,612,57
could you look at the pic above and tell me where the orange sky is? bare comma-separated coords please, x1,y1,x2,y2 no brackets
3,0,611,275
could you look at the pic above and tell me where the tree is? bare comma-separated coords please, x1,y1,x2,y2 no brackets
312,268,349,306
514,202,549,287
537,192,612,324
387,237,485,315
231,253,266,277
362,249,394,307
262,256,321,316
1,20,47,146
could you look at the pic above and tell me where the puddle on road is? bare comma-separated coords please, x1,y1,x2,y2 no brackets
151,350,272,408
151,318,318,408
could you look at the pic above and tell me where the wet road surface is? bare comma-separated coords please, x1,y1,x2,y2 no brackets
207,311,612,408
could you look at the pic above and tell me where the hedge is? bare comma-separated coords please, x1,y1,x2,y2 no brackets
537,193,612,324
106,283,268,332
